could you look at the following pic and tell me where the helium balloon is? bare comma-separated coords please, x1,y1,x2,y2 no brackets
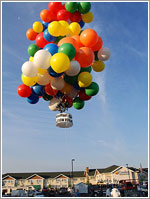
21,61,37,77
91,36,103,52
37,72,51,85
32,84,45,96
47,66,63,77
80,29,98,47
73,97,84,110
73,82,83,90
26,29,38,41
58,43,76,60
45,83,58,96
78,20,85,28
48,2,63,13
63,96,73,108
21,74,38,86
44,29,56,42
33,49,51,69
69,22,81,36
28,44,40,57
17,84,32,98
33,21,43,33
40,9,51,23
56,91,64,98
51,77,65,90
71,35,83,49
70,11,81,22
79,89,92,101
42,21,49,30
65,60,80,76
48,98,61,111
27,93,39,104
65,2,78,13
92,60,105,72
58,37,78,51
94,51,99,61
82,11,94,23
78,72,92,87
38,68,47,75
42,92,53,101
80,66,92,73
29,56,34,62
48,21,62,37
36,32,49,48
50,53,70,73
60,82,73,94
59,20,69,36
78,2,91,14
98,47,111,61
75,47,94,68
44,43,58,55
57,9,70,21
67,87,79,99
64,74,78,85
85,82,99,96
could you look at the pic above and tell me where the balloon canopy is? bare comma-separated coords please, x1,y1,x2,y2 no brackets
17,2,111,128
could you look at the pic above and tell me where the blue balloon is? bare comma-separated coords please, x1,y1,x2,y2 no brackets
56,91,64,98
43,29,56,42
27,93,39,104
32,84,45,96
73,82,84,90
44,43,58,55
79,20,85,29
42,21,49,31
47,66,63,77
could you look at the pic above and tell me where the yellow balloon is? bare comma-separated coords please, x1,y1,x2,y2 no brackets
69,22,81,36
78,72,92,87
29,56,34,62
92,60,105,72
59,21,69,36
38,68,47,75
33,21,43,33
48,21,61,37
82,12,94,23
50,53,70,73
21,74,38,86
61,83,73,94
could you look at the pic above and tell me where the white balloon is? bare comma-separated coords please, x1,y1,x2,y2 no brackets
65,60,80,76
33,50,51,69
98,47,111,61
51,77,65,90
21,61,37,77
37,72,50,85
48,98,61,111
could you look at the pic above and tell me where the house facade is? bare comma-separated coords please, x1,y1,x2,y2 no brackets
2,165,144,195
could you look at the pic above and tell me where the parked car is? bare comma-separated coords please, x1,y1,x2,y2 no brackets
58,187,68,195
140,185,148,197
11,190,27,197
33,191,45,197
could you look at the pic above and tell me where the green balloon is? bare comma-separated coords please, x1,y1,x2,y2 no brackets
58,43,76,60
54,36,65,44
64,74,78,85
42,93,53,101
80,66,92,73
65,2,78,13
28,44,40,57
85,82,99,96
94,51,99,61
73,97,85,110
78,2,91,14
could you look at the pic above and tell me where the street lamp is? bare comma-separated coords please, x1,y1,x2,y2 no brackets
71,159,75,188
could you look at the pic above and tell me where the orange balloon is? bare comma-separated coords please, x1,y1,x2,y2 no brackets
75,47,95,68
80,29,98,48
72,35,83,49
91,36,103,52
45,84,58,96
40,9,51,23
60,83,73,94
58,37,78,51
26,29,38,41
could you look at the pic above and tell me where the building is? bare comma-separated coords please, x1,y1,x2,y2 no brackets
2,165,146,195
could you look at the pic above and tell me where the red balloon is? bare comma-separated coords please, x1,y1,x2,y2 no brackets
90,36,103,52
45,84,58,96
57,9,70,21
26,29,38,41
69,11,82,22
79,89,92,101
36,32,50,48
48,2,63,13
17,84,32,98
40,9,52,23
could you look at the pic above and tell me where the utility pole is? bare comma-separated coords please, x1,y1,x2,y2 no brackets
71,159,75,188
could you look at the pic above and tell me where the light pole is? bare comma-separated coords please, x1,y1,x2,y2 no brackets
71,159,75,188
126,164,130,180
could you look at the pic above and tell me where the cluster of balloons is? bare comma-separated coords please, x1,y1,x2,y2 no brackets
17,2,110,112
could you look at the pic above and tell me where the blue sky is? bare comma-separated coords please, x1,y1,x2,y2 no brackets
2,2,148,174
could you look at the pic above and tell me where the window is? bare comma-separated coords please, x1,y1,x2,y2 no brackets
37,180,41,183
